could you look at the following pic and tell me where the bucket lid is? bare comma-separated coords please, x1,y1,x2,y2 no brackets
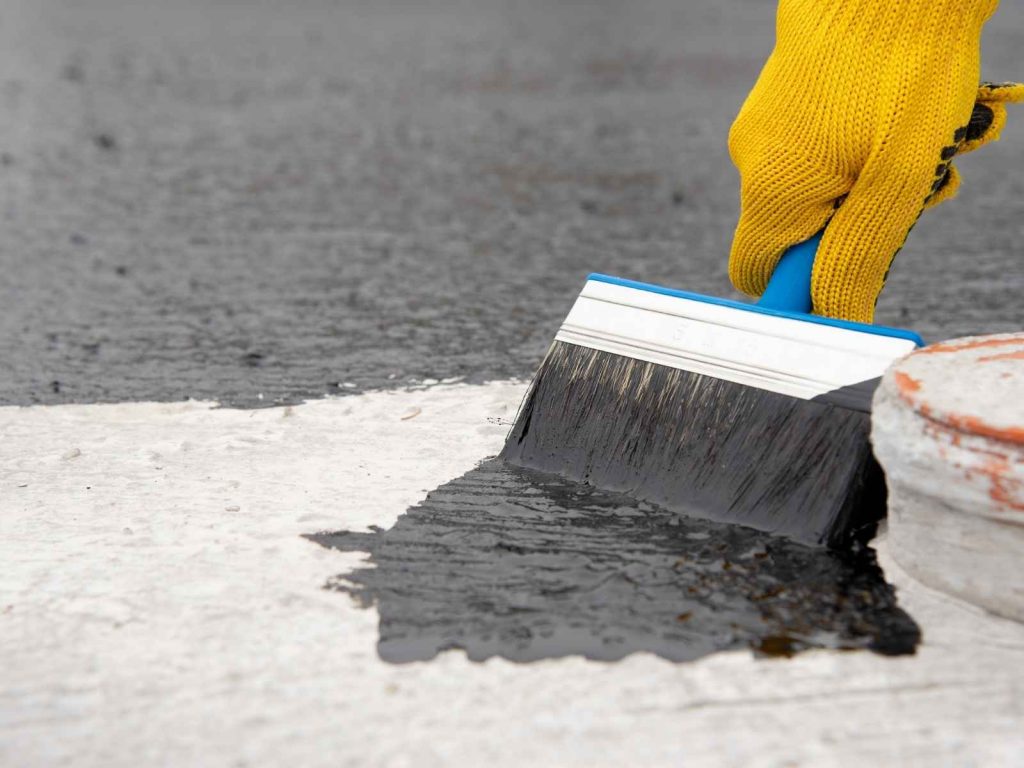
890,333,1024,446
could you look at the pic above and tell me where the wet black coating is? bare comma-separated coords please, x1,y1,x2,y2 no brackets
308,459,919,664
2,0,1023,407
502,343,886,548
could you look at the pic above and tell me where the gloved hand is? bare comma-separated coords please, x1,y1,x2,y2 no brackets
728,0,1023,323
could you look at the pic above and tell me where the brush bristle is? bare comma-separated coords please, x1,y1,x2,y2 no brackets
501,342,885,548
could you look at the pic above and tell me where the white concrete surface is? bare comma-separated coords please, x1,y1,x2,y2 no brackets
874,334,1024,622
3,383,1024,767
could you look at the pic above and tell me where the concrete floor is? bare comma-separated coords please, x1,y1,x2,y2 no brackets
1,0,1022,407
4,388,1024,768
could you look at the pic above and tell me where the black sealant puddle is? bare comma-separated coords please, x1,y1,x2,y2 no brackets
307,459,920,664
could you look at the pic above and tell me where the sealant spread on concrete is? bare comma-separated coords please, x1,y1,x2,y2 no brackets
310,458,919,664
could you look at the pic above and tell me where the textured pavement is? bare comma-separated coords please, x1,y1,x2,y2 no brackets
2,0,1022,407
3,5,1024,764
4,389,1023,768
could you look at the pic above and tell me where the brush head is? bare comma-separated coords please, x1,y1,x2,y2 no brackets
501,276,922,549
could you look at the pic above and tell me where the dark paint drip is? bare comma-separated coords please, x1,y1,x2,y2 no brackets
502,342,886,548
307,459,919,664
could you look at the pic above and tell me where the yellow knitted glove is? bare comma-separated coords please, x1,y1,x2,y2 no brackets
728,0,1023,322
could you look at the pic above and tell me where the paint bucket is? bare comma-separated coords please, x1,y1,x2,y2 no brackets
872,333,1024,622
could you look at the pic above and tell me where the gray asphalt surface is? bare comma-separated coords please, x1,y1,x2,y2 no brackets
2,0,1023,407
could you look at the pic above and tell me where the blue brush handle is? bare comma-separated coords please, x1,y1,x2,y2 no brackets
757,231,824,314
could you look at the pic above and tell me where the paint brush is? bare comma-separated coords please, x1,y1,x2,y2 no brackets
500,235,923,548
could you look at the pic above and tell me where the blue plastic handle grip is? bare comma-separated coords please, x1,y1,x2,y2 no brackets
757,231,824,314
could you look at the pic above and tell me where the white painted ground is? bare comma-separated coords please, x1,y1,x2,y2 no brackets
2,383,1023,767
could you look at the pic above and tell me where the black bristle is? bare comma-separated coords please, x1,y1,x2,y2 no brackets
501,342,886,549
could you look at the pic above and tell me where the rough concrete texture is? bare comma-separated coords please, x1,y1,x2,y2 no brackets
3,384,1024,767
873,333,1024,621
1,0,1023,407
